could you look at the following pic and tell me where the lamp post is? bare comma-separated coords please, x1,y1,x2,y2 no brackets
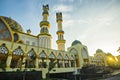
73,54,78,80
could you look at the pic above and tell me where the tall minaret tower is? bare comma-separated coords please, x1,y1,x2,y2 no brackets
38,4,52,48
56,12,66,51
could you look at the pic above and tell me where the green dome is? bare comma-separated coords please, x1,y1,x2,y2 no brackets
96,49,103,53
71,40,82,46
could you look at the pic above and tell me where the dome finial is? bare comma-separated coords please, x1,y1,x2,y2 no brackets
27,29,31,34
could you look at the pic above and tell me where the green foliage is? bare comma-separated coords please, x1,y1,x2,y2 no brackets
48,60,58,71
109,63,120,69
46,59,58,79
30,69,36,72
0,63,6,71
41,78,57,80
16,69,21,72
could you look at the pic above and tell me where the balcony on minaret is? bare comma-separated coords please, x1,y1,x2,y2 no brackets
56,30,64,35
38,4,52,49
56,12,66,51
40,4,50,34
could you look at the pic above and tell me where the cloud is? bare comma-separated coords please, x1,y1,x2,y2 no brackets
60,0,74,2
52,4,73,12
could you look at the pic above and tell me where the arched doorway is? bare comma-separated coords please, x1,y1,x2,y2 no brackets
57,53,63,68
25,49,36,68
39,50,47,68
64,55,69,68
10,46,24,68
0,44,8,69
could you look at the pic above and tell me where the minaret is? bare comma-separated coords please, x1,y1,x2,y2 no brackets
56,12,66,51
38,4,52,48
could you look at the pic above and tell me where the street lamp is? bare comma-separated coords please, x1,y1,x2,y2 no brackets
73,54,78,80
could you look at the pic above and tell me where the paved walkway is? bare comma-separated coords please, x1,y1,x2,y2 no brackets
99,70,120,80
111,69,120,75
99,75,120,80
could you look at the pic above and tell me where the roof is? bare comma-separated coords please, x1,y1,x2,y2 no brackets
0,16,23,32
71,40,82,46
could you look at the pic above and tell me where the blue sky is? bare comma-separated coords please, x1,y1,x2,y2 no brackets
0,0,120,56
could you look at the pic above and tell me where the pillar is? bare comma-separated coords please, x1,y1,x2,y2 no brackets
69,60,71,68
35,55,39,68
62,60,65,68
6,50,12,68
22,57,26,68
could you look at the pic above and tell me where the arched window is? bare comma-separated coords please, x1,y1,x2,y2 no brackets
26,49,36,68
82,48,88,59
95,55,104,63
65,55,69,60
60,34,62,39
11,46,24,68
57,53,62,60
70,55,74,60
57,53,63,68
49,52,55,59
40,50,46,58
13,47,24,56
64,54,69,68
27,49,36,58
96,55,103,60
0,44,8,68
70,48,77,55
95,55,105,66
70,55,75,67
0,20,12,41
39,50,47,68
14,33,19,42
0,44,8,55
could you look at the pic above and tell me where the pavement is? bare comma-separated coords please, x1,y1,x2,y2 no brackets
99,75,120,80
99,70,120,80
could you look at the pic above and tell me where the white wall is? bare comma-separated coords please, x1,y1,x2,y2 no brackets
19,33,38,46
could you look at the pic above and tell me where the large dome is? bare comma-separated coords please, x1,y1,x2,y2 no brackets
0,16,23,32
71,40,82,46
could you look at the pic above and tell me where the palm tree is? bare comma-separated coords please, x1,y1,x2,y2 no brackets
117,47,120,53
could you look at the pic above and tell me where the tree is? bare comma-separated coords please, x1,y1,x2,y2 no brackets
0,62,6,71
46,59,58,79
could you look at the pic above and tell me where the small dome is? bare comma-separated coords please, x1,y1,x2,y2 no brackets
96,49,103,53
0,16,23,32
71,40,82,46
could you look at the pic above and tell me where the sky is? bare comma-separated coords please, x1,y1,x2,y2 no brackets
0,0,120,56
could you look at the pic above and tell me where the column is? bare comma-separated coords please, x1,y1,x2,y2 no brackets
69,60,71,68
46,59,50,68
55,59,58,68
74,60,77,67
35,56,39,68
62,60,65,68
6,50,12,68
6,55,12,68
22,56,26,68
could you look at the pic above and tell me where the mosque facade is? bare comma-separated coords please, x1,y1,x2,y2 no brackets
0,4,90,78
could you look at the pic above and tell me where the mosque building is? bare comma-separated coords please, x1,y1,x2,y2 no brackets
0,4,90,78
89,49,120,68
